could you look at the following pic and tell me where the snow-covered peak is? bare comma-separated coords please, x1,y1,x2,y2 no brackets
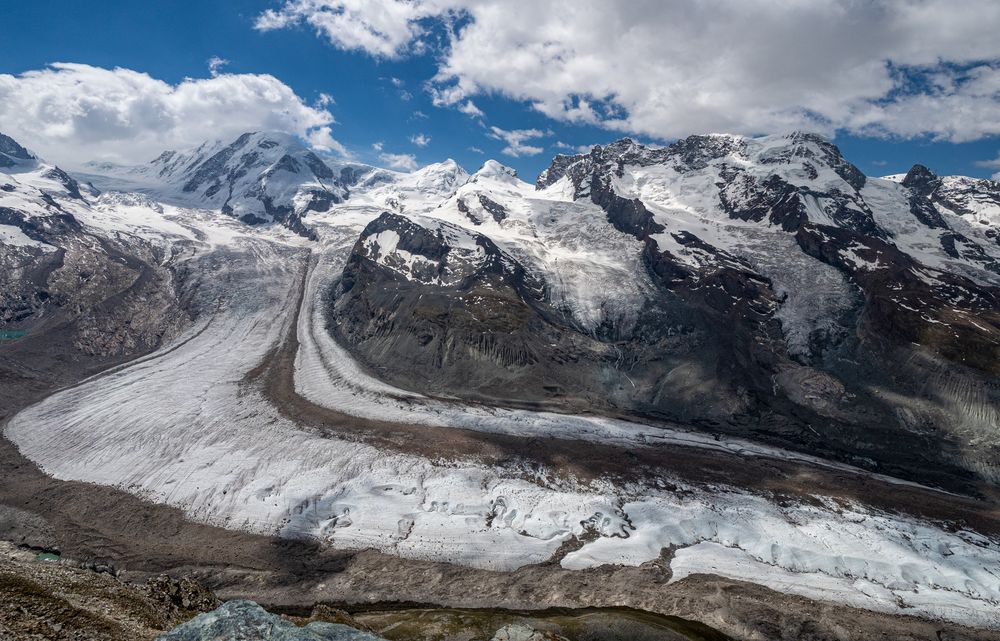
407,159,470,193
77,131,346,238
0,133,91,203
472,159,519,184
345,158,471,214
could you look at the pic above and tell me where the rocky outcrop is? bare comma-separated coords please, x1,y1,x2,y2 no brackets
0,132,34,167
156,600,386,641
0,541,218,641
144,575,220,614
490,624,568,641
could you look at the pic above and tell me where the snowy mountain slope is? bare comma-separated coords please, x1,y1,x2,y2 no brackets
0,136,191,378
325,132,1000,489
341,158,471,213
80,132,349,239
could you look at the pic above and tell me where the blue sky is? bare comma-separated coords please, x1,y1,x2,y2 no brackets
3,0,1000,181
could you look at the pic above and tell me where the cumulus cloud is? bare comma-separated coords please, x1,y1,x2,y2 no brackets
488,126,545,157
0,62,345,166
410,133,431,147
207,56,230,77
255,0,450,59
258,0,1000,142
379,151,419,171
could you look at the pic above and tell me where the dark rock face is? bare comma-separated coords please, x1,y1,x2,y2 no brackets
590,174,665,239
902,164,942,196
1,136,189,375
333,212,703,412
0,132,34,167
332,213,558,380
477,194,508,223
41,166,88,201
456,195,510,225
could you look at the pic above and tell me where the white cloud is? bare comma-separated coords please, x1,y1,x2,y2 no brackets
259,0,1000,142
0,63,345,166
488,126,545,157
316,92,335,107
457,100,484,118
380,151,419,171
255,0,448,59
207,56,229,77
411,110,429,120
975,152,1000,169
467,146,484,154
372,141,384,152
306,126,349,156
410,133,431,147
390,77,405,88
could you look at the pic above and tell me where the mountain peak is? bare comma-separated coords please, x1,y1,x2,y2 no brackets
902,163,942,196
407,159,470,193
0,132,37,168
242,131,309,152
472,159,518,183
422,158,464,174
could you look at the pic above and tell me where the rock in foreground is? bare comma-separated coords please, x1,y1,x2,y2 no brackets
156,600,386,641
